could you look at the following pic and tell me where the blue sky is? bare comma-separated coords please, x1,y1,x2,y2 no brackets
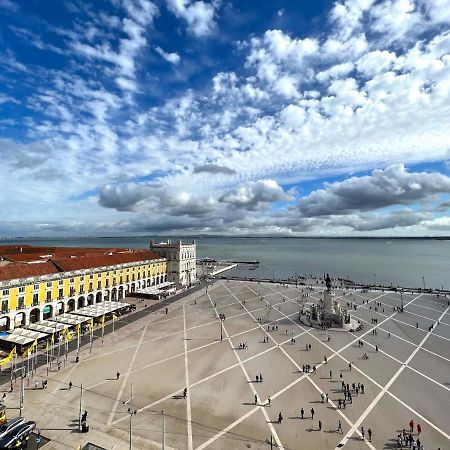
1,0,450,236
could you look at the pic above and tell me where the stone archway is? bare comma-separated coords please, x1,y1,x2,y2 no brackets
43,305,53,320
0,316,11,332
87,294,94,306
78,296,85,309
96,292,102,303
131,283,135,293
111,288,117,301
29,308,41,324
67,299,76,312
118,286,124,300
56,301,65,315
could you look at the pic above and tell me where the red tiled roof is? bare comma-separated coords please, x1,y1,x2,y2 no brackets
52,251,161,272
0,262,60,282
0,245,163,282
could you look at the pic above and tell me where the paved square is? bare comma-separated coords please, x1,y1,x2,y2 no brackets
2,280,450,449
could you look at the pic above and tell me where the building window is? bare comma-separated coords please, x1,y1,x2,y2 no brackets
19,286,25,293
18,297,25,309
46,291,51,301
97,281,101,289
59,289,63,299
2,290,9,296
33,293,39,306
70,278,74,283
1,300,8,312
47,282,52,287
34,284,39,290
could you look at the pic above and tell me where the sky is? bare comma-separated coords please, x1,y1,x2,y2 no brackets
1,0,450,237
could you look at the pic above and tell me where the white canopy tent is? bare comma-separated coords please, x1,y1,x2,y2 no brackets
73,301,130,318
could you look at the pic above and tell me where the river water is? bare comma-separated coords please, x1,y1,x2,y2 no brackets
1,237,449,289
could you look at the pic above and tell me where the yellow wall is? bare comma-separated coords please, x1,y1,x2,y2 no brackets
0,258,167,312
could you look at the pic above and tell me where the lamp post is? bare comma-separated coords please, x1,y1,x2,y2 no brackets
422,276,426,291
400,290,404,312
218,314,225,341
373,274,376,287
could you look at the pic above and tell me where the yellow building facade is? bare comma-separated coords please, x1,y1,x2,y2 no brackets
0,248,167,331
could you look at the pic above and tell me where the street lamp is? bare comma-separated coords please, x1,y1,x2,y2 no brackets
373,274,376,287
422,276,426,291
218,313,225,341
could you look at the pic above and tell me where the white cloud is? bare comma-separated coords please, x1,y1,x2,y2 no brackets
166,0,218,37
155,46,181,64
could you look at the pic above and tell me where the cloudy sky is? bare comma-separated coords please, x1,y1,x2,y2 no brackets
1,0,450,237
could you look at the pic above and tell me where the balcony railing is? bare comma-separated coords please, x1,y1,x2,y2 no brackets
1,308,9,314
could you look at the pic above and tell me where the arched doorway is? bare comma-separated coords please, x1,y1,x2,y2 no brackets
43,305,53,320
118,286,124,300
78,296,85,309
0,316,11,332
87,294,94,306
131,283,135,293
111,288,117,301
56,301,64,315
104,290,110,302
67,299,75,312
96,292,102,303
29,308,40,324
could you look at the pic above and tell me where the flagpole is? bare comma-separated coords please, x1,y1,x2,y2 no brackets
77,324,80,361
89,319,93,354
46,341,49,376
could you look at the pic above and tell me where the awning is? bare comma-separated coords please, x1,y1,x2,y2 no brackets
72,301,130,318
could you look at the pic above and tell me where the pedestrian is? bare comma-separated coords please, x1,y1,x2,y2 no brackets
375,345,378,352
116,372,120,380
311,408,315,420
165,307,168,314
349,362,352,371
183,387,187,398
256,375,259,383
254,394,258,405
259,373,263,382
35,381,38,390
417,423,421,435
337,420,343,433
69,381,72,390
326,393,328,402
409,419,414,433
267,396,271,406
329,370,332,379
324,356,327,364
361,426,365,440
300,408,304,419
318,419,322,431
368,428,372,442
278,412,283,423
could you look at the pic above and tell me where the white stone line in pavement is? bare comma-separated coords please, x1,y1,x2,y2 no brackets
355,290,450,328
336,305,450,448
356,303,450,343
110,310,308,428
228,284,375,450
88,297,302,393
205,291,285,450
350,331,450,394
106,323,148,429
196,283,398,449
81,294,289,371
261,284,450,444
354,314,450,364
183,305,194,450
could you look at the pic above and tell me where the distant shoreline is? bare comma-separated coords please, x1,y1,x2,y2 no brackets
1,236,450,241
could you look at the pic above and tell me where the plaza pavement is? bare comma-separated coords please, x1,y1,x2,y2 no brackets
1,280,450,449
